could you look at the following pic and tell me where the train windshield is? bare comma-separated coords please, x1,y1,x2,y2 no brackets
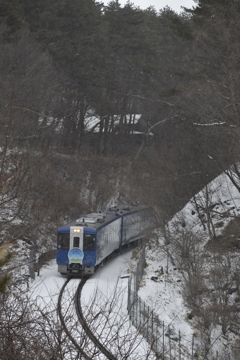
83,234,95,251
57,233,70,249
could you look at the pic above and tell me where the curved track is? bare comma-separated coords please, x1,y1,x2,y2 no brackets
58,276,117,360
58,277,92,360
75,276,117,360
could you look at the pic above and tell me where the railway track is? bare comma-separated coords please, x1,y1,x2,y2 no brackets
58,276,117,360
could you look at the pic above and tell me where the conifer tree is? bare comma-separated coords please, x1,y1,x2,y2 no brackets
183,0,240,188
0,244,11,293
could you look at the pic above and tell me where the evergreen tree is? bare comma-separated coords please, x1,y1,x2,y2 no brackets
0,245,11,293
184,0,240,127
183,0,240,185
0,0,24,31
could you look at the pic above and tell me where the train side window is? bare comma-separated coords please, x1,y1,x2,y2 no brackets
83,234,95,251
73,237,80,248
58,233,70,249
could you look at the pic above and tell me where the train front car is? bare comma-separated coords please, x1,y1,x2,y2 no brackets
56,222,96,275
56,212,122,276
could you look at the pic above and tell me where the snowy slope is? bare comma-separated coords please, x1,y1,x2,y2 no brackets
139,171,240,358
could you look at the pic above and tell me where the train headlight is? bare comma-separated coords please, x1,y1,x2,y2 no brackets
73,228,81,233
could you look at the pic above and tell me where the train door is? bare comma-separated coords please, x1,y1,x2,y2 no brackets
68,226,84,267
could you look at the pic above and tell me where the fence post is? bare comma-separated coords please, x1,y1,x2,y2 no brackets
135,269,137,293
163,320,165,359
136,294,138,328
29,243,36,280
132,289,135,325
169,325,172,360
155,315,158,355
192,335,194,360
152,310,154,343
179,330,181,360
139,297,142,328
127,277,131,312
146,305,149,342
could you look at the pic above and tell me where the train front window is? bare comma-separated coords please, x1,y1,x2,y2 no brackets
73,237,80,247
83,234,95,251
58,233,70,249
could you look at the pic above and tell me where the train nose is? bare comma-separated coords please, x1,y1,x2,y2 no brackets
68,263,83,274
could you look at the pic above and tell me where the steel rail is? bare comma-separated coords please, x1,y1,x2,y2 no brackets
75,276,118,360
57,277,92,360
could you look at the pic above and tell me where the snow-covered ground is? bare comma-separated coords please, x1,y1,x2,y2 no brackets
169,171,240,239
139,245,193,336
29,251,156,359
5,169,240,359
29,251,134,305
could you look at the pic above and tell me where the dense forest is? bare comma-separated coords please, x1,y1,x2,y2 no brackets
0,0,240,358
0,0,239,247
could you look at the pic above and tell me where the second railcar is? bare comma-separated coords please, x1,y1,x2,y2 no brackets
108,205,152,246
56,205,152,276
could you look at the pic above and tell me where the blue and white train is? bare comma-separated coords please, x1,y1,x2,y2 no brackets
56,205,153,276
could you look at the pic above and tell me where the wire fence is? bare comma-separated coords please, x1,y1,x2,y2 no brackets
127,246,232,360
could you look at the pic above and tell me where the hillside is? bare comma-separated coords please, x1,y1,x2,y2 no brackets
140,170,240,359
1,169,240,359
0,0,240,358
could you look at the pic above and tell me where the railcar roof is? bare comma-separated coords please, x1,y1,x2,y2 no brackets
107,204,148,214
63,212,119,229
60,205,149,230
